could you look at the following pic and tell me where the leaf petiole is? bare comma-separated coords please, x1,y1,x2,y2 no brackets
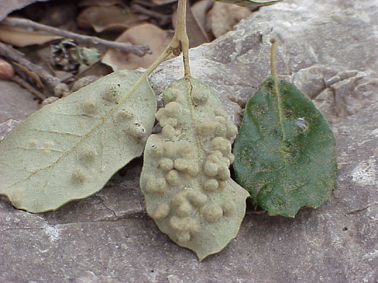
136,0,190,82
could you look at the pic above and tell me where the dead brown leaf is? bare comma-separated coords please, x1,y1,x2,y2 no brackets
191,0,214,38
12,61,44,88
77,5,149,33
0,24,62,47
172,1,210,48
152,0,178,6
78,0,123,7
101,23,173,70
207,2,251,38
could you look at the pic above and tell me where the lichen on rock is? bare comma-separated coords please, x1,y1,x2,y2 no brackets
140,77,249,261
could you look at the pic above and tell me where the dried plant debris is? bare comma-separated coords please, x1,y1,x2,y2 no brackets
140,77,249,261
0,24,62,47
102,23,174,70
207,2,252,38
0,58,15,80
172,2,210,47
77,5,148,32
0,69,157,213
215,0,282,8
78,0,123,7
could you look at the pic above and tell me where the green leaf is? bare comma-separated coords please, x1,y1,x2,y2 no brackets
233,77,337,217
214,0,282,8
140,78,249,261
0,69,157,213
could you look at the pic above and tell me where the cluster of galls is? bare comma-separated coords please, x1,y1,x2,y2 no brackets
72,84,149,184
141,84,239,244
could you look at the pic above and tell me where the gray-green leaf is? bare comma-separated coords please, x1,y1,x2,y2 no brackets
233,77,337,217
0,69,156,213
140,77,249,261
215,0,281,8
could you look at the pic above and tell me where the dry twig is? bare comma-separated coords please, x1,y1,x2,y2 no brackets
0,41,71,99
132,4,171,26
1,17,151,56
0,41,60,90
11,75,46,100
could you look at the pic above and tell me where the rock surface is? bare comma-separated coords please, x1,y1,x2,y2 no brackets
0,0,49,21
149,0,378,125
0,81,39,140
1,0,378,282
0,80,39,121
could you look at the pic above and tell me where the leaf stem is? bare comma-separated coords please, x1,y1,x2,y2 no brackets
270,39,279,84
270,39,287,143
270,39,281,112
118,0,191,106
119,0,191,103
175,0,191,78
133,0,190,81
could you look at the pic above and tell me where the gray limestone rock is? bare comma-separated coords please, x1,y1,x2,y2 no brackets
0,81,40,140
0,80,39,121
149,0,378,126
1,0,378,282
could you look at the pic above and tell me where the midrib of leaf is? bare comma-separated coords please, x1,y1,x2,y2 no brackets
272,78,291,185
186,78,206,189
270,40,285,139
10,71,151,188
270,40,290,176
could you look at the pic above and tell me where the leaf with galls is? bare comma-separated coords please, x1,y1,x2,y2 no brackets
0,69,156,213
233,77,337,217
140,77,249,261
